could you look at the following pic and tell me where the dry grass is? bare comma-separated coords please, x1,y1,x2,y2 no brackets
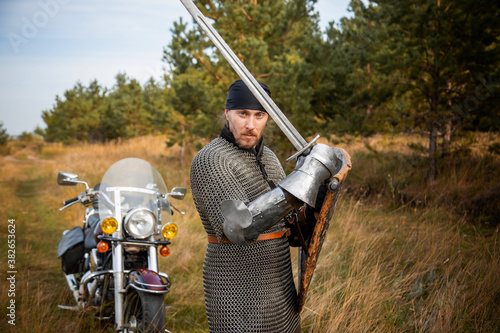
300,200,499,332
1,133,499,332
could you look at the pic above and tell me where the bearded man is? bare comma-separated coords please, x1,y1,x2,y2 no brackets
190,80,302,332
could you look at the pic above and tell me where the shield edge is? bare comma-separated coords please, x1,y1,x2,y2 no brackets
296,148,351,313
296,187,342,313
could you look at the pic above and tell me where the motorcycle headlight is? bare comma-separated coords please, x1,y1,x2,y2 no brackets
124,208,156,239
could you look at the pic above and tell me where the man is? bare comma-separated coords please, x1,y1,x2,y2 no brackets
190,80,302,332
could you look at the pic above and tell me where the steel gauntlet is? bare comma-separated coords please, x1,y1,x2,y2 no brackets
221,144,343,245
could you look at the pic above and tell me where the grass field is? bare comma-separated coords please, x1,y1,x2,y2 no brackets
0,133,498,332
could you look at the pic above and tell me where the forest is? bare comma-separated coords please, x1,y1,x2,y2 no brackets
36,0,500,185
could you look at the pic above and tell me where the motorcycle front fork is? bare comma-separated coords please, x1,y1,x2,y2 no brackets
114,243,159,331
113,243,125,330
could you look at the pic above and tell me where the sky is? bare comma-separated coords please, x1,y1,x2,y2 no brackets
0,0,356,136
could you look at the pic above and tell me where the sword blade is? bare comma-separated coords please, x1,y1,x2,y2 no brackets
179,0,309,152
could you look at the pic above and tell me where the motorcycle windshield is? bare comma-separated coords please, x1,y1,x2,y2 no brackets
97,158,170,222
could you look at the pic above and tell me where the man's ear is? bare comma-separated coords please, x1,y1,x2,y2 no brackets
224,109,230,129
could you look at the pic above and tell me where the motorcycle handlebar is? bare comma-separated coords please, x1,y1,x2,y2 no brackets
63,196,80,206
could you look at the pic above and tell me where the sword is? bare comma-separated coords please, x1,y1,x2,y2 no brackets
179,0,319,161
180,1,352,315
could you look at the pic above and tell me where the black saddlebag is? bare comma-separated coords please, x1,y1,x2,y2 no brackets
57,226,84,274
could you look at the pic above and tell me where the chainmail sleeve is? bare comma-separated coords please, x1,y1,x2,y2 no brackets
190,139,251,242
190,137,301,333
190,137,286,242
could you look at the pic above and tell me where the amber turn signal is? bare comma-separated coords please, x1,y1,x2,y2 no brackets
161,222,178,239
101,217,118,234
97,241,109,253
160,246,170,257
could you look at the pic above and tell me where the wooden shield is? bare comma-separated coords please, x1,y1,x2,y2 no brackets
296,148,351,313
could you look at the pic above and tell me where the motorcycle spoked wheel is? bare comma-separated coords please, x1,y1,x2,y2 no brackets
123,290,166,333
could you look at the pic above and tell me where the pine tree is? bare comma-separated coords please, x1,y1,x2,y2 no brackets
339,0,500,183
163,0,324,156
41,80,106,143
99,73,151,140
0,122,9,146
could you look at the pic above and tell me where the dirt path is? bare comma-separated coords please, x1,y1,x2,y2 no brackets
3,153,52,163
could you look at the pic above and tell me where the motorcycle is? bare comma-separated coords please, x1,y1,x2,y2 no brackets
56,158,186,332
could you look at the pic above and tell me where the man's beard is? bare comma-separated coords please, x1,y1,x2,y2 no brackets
235,130,260,149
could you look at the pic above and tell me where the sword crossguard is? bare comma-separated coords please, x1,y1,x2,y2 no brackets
285,134,320,162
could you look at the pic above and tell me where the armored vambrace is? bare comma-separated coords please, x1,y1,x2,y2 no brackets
222,143,342,245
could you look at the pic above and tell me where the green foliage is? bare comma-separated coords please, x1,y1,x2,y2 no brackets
19,131,34,142
162,0,336,150
160,0,499,155
39,0,500,185
40,75,174,144
370,0,500,132
0,121,9,146
99,73,150,140
41,80,107,143
332,0,500,182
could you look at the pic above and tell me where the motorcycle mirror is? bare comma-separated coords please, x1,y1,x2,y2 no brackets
169,187,187,200
57,171,79,186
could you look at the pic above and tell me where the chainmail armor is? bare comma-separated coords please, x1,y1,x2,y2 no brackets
191,136,300,332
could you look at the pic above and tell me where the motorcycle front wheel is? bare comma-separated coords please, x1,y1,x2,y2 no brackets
123,290,166,333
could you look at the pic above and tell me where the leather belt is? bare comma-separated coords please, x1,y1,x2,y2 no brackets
207,229,291,244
